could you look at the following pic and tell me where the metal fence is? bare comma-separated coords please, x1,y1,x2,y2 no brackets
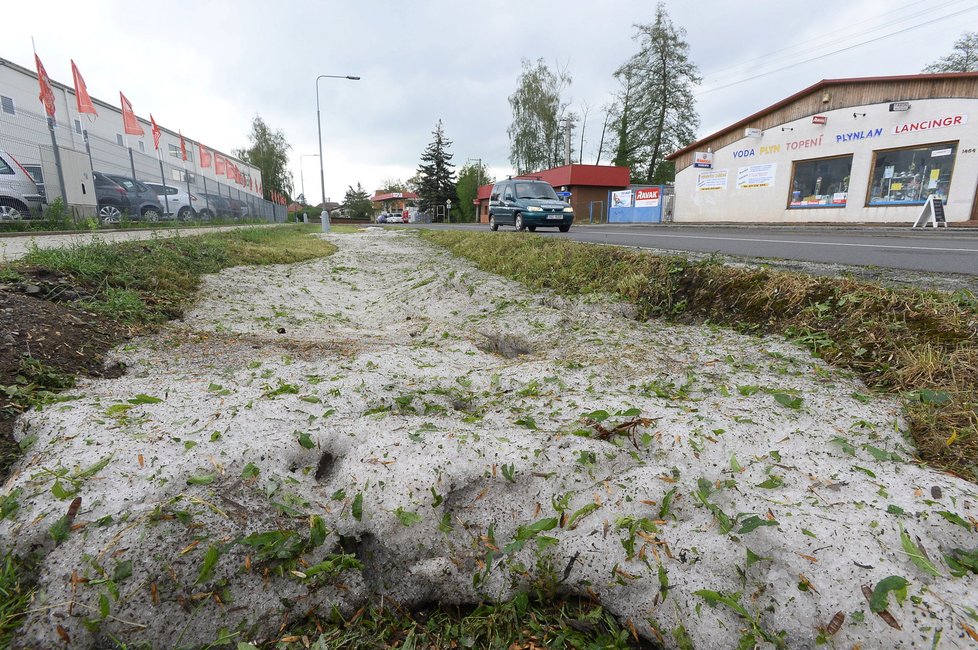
0,95,286,224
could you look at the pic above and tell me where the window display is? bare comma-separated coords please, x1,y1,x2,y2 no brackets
868,142,956,206
789,155,853,208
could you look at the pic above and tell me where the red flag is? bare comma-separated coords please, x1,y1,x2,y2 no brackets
120,92,144,136
179,132,187,161
198,144,212,168
150,114,161,150
214,153,226,175
225,160,235,180
34,54,56,120
71,60,97,116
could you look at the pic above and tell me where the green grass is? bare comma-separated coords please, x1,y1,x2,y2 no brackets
421,230,978,482
0,552,35,647
274,596,651,649
17,224,337,326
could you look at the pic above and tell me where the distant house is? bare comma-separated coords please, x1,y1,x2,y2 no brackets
370,191,418,214
475,164,630,224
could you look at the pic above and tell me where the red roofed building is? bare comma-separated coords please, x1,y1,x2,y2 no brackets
370,191,419,213
474,164,629,224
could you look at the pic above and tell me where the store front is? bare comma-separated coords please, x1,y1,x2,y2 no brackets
668,73,978,224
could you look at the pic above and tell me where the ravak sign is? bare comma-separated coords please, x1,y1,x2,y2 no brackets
893,114,968,134
634,187,660,207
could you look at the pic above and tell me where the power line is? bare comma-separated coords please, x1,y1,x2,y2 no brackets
696,5,978,96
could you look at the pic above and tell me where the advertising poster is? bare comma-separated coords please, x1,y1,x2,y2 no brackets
693,151,714,169
611,189,633,208
697,169,728,191
737,163,777,189
634,187,660,207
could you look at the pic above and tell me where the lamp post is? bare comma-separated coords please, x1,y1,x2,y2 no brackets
316,74,360,212
299,153,319,204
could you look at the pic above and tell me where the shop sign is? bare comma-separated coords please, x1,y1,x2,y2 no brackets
744,128,763,138
635,187,661,207
836,128,883,143
697,169,728,191
693,151,714,168
786,136,823,150
737,163,777,189
611,190,633,207
733,148,755,158
931,148,952,157
893,114,967,135
812,115,827,125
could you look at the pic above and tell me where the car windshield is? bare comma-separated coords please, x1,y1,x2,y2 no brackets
514,182,558,200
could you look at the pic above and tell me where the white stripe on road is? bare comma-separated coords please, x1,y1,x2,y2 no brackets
582,231,978,254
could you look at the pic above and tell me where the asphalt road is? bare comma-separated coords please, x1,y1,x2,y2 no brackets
411,223,978,276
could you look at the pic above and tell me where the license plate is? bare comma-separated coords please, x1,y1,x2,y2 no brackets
546,214,562,220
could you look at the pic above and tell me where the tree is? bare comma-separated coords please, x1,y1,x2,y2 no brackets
923,32,978,72
507,59,573,174
376,178,409,194
455,161,494,223
415,120,457,219
342,183,373,220
609,3,701,183
234,115,294,202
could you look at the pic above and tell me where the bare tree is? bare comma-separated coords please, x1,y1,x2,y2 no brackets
923,32,978,72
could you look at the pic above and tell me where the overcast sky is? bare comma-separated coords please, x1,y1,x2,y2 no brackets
6,0,976,203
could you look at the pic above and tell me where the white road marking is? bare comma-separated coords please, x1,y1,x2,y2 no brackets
583,231,978,254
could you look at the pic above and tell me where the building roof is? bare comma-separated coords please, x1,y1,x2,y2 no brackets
667,72,978,161
476,164,630,200
370,191,418,202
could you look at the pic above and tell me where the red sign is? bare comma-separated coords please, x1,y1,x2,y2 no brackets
812,115,827,125
635,188,659,201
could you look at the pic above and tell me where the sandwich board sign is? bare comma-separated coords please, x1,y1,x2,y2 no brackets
912,195,947,228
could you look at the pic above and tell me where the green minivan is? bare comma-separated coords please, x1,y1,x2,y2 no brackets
487,179,573,232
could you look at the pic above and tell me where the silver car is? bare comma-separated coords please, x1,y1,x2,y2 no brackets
0,150,44,220
144,182,199,221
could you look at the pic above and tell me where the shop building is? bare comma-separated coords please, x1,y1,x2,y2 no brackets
475,164,629,223
667,73,978,225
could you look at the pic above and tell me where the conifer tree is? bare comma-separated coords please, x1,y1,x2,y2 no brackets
415,120,457,219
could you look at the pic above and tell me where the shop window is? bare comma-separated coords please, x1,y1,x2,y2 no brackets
867,142,956,206
789,155,853,208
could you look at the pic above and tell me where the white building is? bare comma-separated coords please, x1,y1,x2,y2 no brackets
668,73,978,225
0,55,268,218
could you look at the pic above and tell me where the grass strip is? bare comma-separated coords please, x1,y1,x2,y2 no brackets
14,224,337,325
421,230,978,482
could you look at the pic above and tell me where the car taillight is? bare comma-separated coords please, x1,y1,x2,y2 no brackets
116,187,126,195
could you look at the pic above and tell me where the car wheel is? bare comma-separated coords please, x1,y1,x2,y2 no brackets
558,225,570,233
514,213,525,231
527,225,537,232
198,209,214,221
142,208,161,222
177,207,194,222
99,204,123,224
0,201,25,221
489,215,498,231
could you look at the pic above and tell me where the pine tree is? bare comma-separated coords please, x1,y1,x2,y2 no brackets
342,183,373,221
415,120,457,219
610,3,700,183
923,32,978,72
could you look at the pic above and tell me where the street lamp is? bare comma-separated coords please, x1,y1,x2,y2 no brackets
316,74,360,211
299,154,320,204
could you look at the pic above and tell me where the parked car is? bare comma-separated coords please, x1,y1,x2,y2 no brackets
95,172,164,222
144,182,199,221
229,197,250,219
487,179,573,232
196,193,235,220
93,172,131,223
0,149,44,220
375,212,388,224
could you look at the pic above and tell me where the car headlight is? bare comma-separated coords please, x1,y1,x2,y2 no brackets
563,207,574,212
527,206,542,212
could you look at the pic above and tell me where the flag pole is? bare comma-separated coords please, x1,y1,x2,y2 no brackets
32,40,67,209
157,147,169,217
